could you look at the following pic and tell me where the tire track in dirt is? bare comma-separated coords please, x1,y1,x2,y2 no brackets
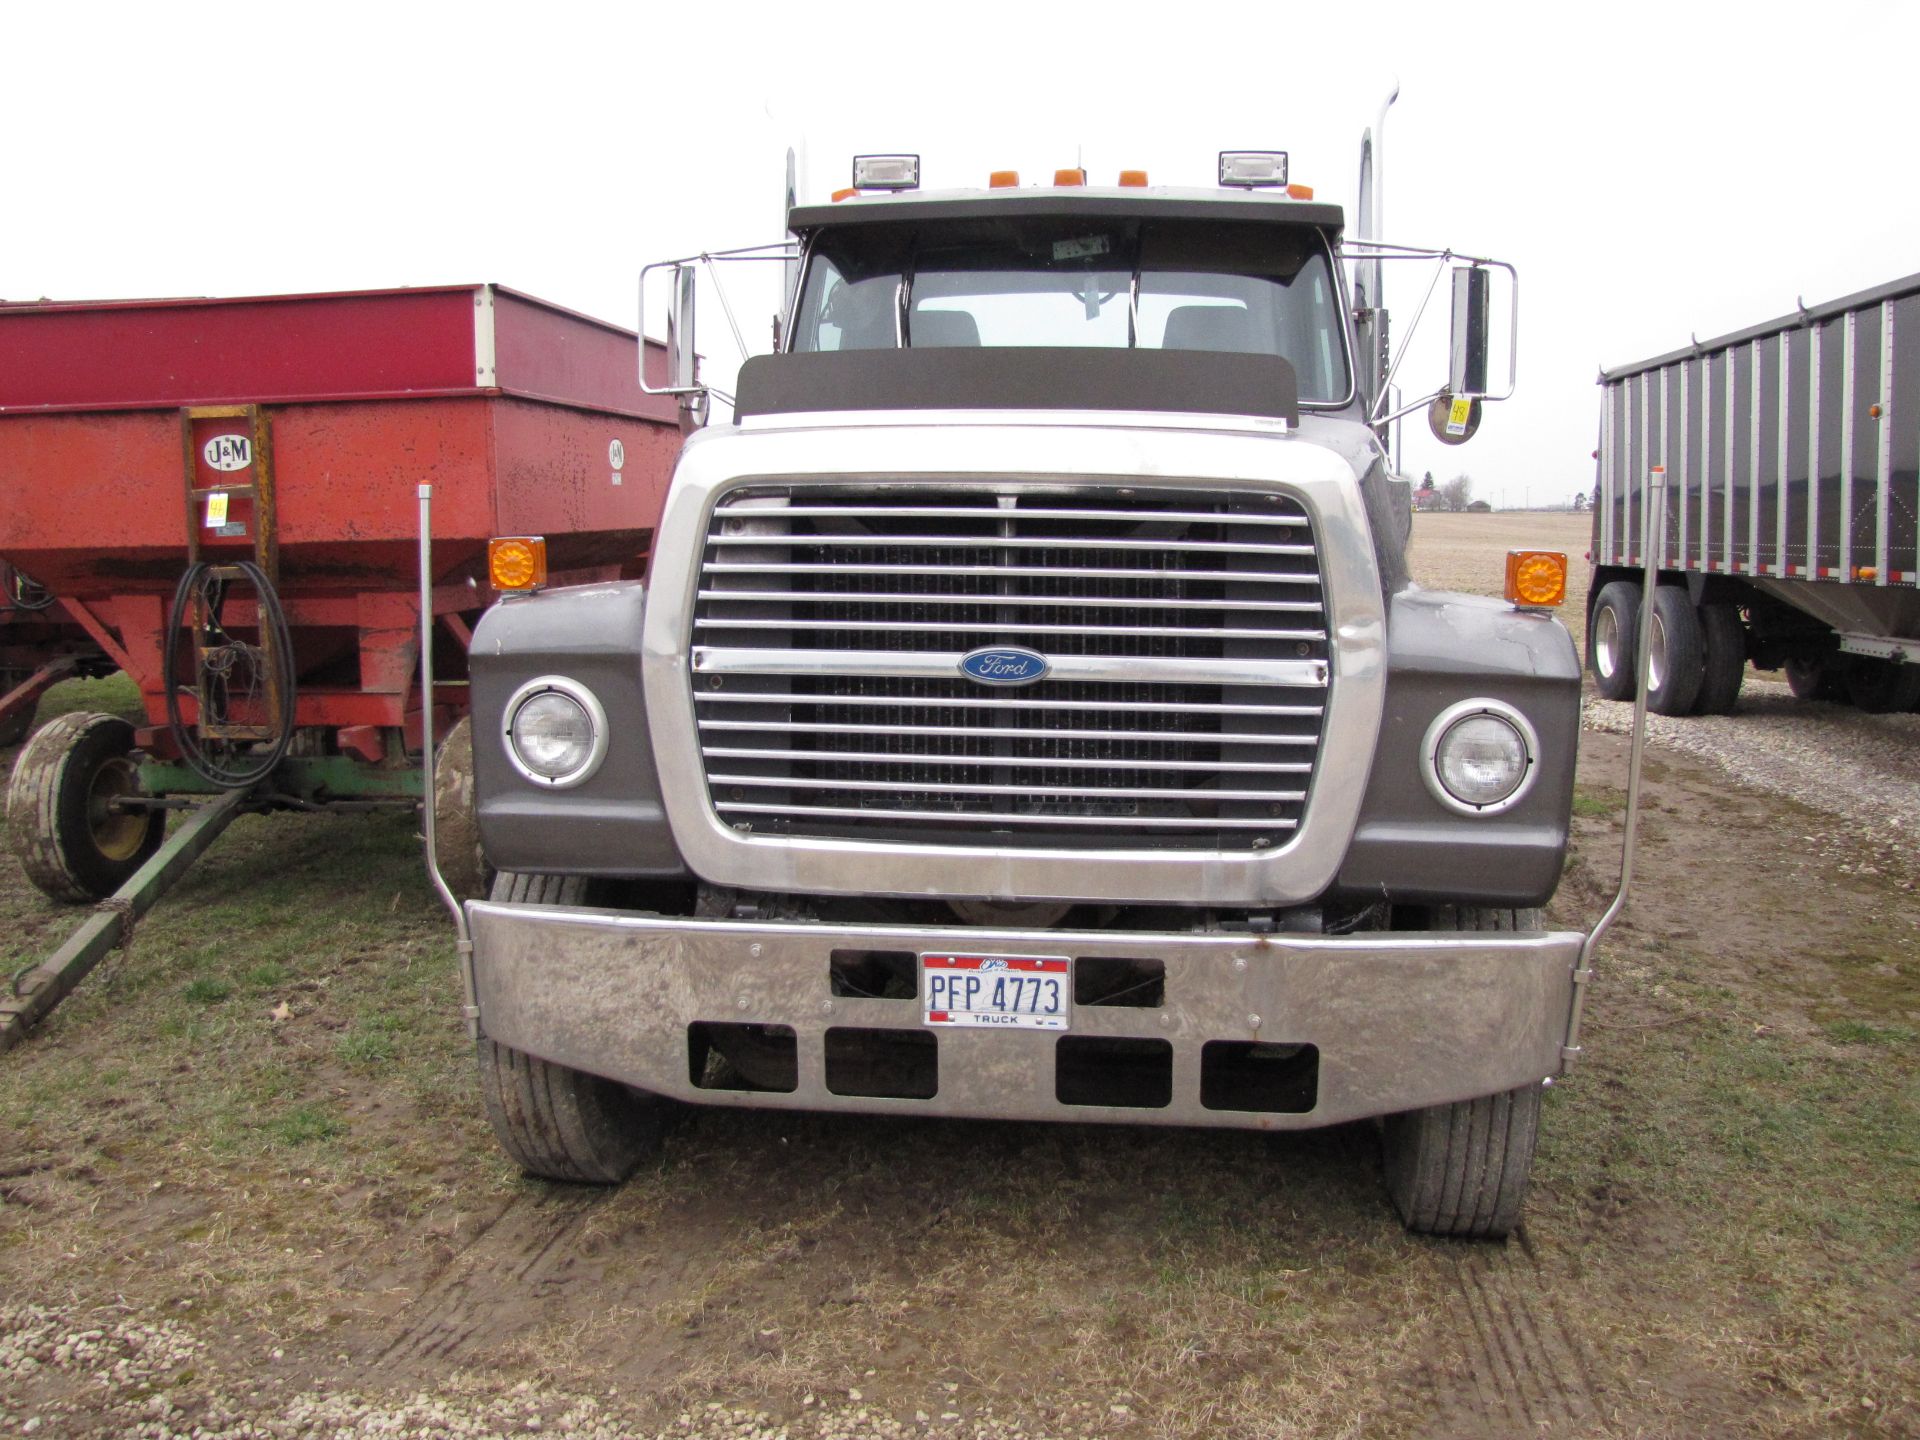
372,1192,605,1372
1426,1237,1599,1437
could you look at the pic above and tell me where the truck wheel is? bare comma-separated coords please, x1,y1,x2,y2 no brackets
6,712,164,902
1690,602,1746,715
1383,1082,1543,1239
1383,905,1544,1239
1844,657,1920,713
1589,581,1641,701
432,716,494,901
476,870,664,1183
1646,587,1704,716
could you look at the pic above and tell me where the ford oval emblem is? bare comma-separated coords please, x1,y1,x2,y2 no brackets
959,646,1050,686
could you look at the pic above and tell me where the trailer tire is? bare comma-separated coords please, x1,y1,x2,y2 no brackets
1784,658,1842,701
1381,906,1544,1239
1691,602,1746,715
1647,587,1704,716
432,716,493,901
7,712,164,902
1589,581,1641,701
1844,657,1920,714
476,870,664,1183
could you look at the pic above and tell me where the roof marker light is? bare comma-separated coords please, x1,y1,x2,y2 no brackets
1053,168,1087,187
1286,183,1315,200
831,187,858,202
1118,169,1148,187
851,154,920,190
1218,151,1289,188
989,170,1020,188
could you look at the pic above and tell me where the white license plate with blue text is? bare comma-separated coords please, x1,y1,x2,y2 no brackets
921,953,1071,1031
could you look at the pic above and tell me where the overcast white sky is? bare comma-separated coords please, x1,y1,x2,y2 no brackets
6,0,1916,508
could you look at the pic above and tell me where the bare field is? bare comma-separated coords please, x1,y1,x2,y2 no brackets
3,520,1917,1439
1409,510,1594,657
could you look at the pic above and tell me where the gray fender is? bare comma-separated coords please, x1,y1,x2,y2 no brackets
469,582,687,879
1331,587,1581,908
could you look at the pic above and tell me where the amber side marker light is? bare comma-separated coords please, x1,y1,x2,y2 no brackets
1506,549,1568,609
989,170,1020,188
489,536,548,592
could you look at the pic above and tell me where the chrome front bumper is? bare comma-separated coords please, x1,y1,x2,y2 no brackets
466,901,1581,1130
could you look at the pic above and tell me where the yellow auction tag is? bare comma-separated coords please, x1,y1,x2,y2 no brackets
206,492,230,527
1446,397,1473,436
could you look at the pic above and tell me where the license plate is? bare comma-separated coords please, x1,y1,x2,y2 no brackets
921,953,1071,1031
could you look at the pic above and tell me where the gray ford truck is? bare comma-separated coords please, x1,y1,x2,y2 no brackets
446,144,1588,1238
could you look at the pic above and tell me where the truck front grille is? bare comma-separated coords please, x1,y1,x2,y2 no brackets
689,485,1330,851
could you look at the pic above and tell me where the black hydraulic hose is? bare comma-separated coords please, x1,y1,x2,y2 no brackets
163,559,298,789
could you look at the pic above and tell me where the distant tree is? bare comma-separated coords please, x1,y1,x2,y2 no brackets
1418,470,1435,492
1572,491,1589,512
1440,474,1473,512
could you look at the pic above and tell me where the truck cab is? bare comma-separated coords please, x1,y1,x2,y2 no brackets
453,153,1585,1238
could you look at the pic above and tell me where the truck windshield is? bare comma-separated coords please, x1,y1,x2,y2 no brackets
789,217,1351,403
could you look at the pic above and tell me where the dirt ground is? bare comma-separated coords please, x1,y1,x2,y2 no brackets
2,515,1916,1439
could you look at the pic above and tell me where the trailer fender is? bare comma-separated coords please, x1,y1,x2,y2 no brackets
469,581,687,880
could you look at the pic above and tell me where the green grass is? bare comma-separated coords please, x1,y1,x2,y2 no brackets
1570,786,1621,819
266,1103,345,1147
183,976,233,1005
1823,1019,1917,1047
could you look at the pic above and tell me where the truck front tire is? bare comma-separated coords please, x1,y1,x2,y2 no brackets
1384,1082,1543,1240
1383,905,1545,1239
476,871,665,1183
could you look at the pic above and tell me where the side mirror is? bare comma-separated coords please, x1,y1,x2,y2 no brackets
1448,265,1491,398
668,264,698,392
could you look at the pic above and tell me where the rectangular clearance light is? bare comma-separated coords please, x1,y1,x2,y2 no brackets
1219,150,1289,188
852,154,920,190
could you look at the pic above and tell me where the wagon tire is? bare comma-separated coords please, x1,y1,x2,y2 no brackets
1647,586,1704,716
1690,602,1746,715
1589,581,1641,701
433,716,493,901
476,871,664,1183
1383,905,1544,1239
0,670,34,747
1845,657,1920,713
6,712,164,902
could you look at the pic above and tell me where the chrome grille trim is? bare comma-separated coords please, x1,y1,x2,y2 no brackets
689,483,1332,851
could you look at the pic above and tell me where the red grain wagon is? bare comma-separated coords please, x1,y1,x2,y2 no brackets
0,285,681,1045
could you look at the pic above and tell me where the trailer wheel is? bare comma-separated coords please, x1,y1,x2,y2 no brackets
1784,658,1842,701
1844,657,1920,713
1691,602,1746,715
1381,906,1544,1239
1646,587,1704,716
7,712,164,902
475,870,664,1183
1589,581,1641,701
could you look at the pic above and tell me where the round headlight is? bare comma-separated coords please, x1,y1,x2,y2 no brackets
1422,700,1539,815
503,677,608,788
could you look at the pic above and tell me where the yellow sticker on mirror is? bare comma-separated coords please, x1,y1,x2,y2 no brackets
205,492,229,527
1446,397,1473,436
